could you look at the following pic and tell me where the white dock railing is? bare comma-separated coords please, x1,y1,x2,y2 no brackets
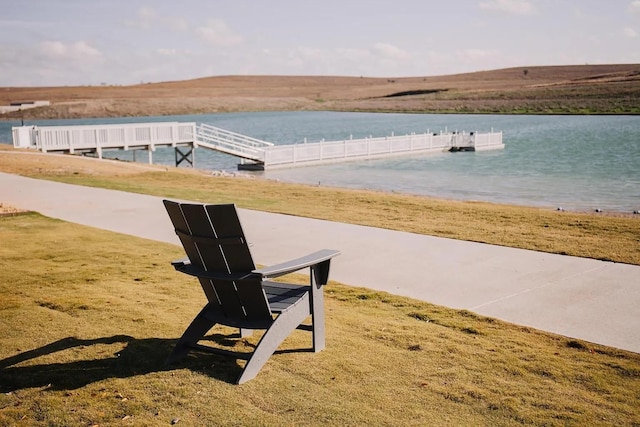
472,131,504,150
14,122,196,155
194,123,273,162
262,131,503,168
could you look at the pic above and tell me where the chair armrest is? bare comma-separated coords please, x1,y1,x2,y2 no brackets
253,249,340,279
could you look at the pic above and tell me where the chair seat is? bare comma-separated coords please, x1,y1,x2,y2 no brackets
263,281,310,313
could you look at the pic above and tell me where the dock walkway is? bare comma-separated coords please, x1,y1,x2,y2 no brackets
12,121,504,170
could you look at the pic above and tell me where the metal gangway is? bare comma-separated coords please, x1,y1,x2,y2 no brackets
12,121,503,170
194,123,273,164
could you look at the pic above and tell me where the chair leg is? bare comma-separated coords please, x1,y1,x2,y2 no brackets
166,304,218,365
237,296,311,384
310,265,326,352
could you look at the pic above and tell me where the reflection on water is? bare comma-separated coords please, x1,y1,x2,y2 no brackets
1,112,639,212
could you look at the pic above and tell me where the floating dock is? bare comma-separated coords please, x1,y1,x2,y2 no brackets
249,128,503,170
12,121,504,170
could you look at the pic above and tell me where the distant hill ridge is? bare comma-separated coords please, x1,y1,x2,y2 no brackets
2,64,638,118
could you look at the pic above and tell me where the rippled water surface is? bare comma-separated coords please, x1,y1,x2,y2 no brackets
2,112,639,212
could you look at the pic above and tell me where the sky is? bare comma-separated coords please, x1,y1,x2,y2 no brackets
1,0,639,87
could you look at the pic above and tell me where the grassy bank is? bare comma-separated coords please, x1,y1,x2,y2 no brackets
1,148,639,266
1,211,639,426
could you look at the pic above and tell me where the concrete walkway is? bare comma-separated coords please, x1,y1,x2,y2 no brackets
1,171,639,353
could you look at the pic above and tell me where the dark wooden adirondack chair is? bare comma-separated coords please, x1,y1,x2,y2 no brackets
163,200,340,384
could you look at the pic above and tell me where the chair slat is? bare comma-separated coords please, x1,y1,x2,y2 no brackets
164,201,200,265
205,204,255,272
236,279,272,319
198,278,221,308
165,201,219,304
213,281,246,318
180,204,228,273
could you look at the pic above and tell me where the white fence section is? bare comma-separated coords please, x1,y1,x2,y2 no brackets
13,122,196,157
11,126,35,149
262,131,503,168
471,131,504,151
194,123,273,162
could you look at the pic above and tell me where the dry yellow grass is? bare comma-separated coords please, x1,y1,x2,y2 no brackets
1,212,639,426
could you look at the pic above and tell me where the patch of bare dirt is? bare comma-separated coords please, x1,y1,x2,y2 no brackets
0,203,25,215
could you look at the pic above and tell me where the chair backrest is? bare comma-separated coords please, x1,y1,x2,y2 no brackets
164,201,272,321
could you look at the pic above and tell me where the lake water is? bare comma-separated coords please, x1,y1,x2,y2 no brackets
1,111,639,212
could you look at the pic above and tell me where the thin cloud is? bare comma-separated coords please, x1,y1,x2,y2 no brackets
623,27,637,38
373,43,409,60
40,41,102,59
336,47,371,61
169,17,189,32
457,48,499,61
196,19,244,47
156,48,178,55
124,7,187,33
124,6,156,30
630,0,640,17
479,0,534,15
3,41,106,86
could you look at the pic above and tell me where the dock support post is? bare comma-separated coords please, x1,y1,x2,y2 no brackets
175,145,194,167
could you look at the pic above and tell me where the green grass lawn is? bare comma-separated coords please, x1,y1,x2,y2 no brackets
1,212,639,426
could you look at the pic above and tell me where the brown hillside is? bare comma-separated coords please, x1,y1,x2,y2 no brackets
1,64,639,118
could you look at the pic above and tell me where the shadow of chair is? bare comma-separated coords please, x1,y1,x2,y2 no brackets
0,332,311,392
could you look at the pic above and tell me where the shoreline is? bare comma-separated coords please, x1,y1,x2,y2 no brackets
2,145,638,219
2,109,640,123
3,110,639,218
2,145,639,266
